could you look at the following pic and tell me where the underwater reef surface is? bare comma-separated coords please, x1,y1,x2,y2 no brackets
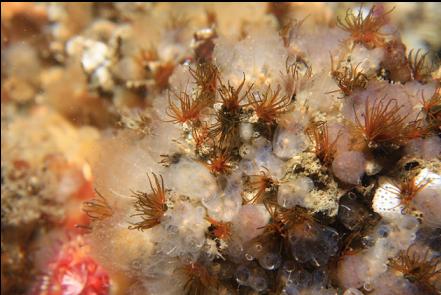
1,2,441,295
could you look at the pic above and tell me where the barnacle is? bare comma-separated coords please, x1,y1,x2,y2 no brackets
352,96,409,149
209,75,252,148
129,173,168,231
119,110,152,136
408,49,434,83
83,191,113,222
306,121,339,166
206,216,232,241
402,118,431,141
244,168,279,205
282,57,312,99
179,262,218,295
192,122,210,152
4,3,441,295
389,245,440,291
421,87,441,130
330,56,369,96
217,74,252,112
166,90,207,124
189,62,219,99
386,175,431,211
337,5,394,49
248,85,291,124
206,145,234,175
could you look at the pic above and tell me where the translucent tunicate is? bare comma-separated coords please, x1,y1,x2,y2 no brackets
235,265,250,285
277,177,314,208
258,252,282,270
249,275,268,292
245,253,254,261
284,284,301,295
289,221,339,266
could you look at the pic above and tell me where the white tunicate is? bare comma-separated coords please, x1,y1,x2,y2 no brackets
232,204,270,243
277,177,315,208
164,158,217,202
273,128,308,160
249,275,268,292
240,138,285,178
235,265,251,285
412,169,441,227
214,27,288,86
158,203,208,259
350,44,384,76
240,123,254,142
332,151,366,185
258,252,282,270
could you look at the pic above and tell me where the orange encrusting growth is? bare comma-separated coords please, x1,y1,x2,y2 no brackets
129,173,168,231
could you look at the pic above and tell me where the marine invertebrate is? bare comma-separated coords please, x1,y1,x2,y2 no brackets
34,236,110,295
306,121,339,166
189,62,219,98
408,49,434,83
3,3,441,295
352,96,409,149
82,191,113,223
330,57,369,96
282,58,312,99
421,88,441,130
179,262,218,295
337,5,394,49
209,75,252,148
206,216,232,241
166,90,207,124
206,145,234,175
248,85,291,124
389,245,441,293
244,168,279,205
129,173,168,231
387,175,431,211
192,122,210,152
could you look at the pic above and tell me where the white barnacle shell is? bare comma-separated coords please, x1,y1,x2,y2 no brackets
372,177,403,221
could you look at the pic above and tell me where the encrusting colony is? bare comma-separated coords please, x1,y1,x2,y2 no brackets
1,3,440,295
